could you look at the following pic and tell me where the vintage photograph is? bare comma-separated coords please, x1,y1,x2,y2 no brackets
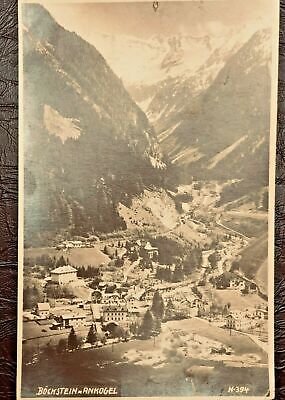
18,0,278,397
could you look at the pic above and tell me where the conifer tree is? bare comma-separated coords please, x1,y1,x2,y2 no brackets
56,255,67,267
68,327,78,351
140,310,154,338
86,324,97,345
165,299,175,321
151,290,165,320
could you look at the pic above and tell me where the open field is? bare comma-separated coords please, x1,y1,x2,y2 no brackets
165,319,267,361
236,233,268,286
220,214,267,238
225,211,268,220
25,246,110,267
210,289,266,311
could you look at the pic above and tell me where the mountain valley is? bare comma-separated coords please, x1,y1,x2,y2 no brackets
23,4,270,290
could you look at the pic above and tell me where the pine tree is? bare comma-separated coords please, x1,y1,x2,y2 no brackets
87,265,92,277
183,253,195,275
86,324,97,345
56,255,67,267
68,327,78,351
140,310,154,338
151,291,164,320
165,299,175,321
172,264,184,282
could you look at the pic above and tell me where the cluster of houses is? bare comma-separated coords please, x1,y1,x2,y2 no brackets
29,239,161,331
28,237,266,339
56,240,85,250
126,239,159,260
33,269,209,331
213,271,257,293
32,248,242,333
225,308,268,332
34,290,268,335
35,302,87,329
56,236,99,250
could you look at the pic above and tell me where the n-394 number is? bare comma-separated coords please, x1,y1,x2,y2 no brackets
228,386,250,394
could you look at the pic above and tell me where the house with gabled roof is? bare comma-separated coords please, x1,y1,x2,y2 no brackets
51,265,77,285
36,302,50,319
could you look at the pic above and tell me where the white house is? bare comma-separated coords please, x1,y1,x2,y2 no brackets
255,308,268,320
36,302,50,319
51,265,77,285
144,242,159,259
225,313,258,332
102,305,128,324
58,312,86,328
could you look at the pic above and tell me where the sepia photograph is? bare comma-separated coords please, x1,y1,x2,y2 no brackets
18,0,278,398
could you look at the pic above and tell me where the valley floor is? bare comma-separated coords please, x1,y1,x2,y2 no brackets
21,180,270,397
22,318,269,398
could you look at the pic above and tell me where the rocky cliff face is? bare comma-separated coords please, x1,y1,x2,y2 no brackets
146,30,272,203
23,5,167,243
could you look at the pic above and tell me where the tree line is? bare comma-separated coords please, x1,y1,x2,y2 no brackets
155,248,203,283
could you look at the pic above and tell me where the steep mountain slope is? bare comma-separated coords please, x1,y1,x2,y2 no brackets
231,233,268,294
89,32,224,87
127,26,259,116
152,30,272,196
23,5,167,244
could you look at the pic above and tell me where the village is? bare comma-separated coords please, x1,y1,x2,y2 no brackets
22,233,268,364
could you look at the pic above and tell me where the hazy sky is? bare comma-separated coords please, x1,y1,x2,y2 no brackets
42,1,272,40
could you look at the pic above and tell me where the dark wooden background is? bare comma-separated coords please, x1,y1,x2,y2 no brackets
0,0,284,398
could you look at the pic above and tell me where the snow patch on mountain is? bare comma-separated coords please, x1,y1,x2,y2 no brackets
137,96,155,113
252,136,266,154
158,122,182,143
207,135,248,170
171,147,203,165
89,31,246,86
44,104,82,143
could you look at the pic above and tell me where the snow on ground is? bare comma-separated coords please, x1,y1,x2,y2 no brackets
122,324,244,369
44,104,82,143
158,122,181,143
207,135,248,170
171,147,203,165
